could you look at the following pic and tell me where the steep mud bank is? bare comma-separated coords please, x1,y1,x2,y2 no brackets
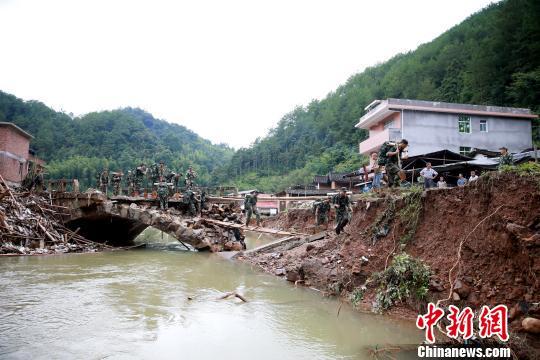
240,172,540,355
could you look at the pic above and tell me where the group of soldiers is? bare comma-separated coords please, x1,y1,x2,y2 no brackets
312,187,353,235
96,162,198,196
96,162,202,211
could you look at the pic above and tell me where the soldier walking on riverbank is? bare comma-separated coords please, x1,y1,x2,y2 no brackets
244,190,261,227
333,187,352,235
313,197,331,228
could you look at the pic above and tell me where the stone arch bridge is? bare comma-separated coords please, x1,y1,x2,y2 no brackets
52,192,302,252
53,192,242,251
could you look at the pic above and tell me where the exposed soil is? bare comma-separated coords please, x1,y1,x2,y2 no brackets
239,172,540,357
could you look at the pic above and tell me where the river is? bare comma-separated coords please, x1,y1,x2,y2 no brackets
0,230,422,359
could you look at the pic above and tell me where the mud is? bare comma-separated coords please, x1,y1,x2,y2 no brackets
239,172,540,356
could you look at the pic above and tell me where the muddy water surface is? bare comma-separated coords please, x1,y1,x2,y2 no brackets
0,231,422,359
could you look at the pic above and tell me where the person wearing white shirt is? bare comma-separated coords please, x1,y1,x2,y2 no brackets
437,177,447,188
420,162,438,189
469,170,479,182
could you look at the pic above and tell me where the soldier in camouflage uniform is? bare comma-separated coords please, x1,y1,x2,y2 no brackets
149,163,159,192
185,166,197,189
183,188,197,216
313,197,331,227
333,187,352,235
498,147,513,170
126,170,134,195
200,190,207,213
134,163,146,195
111,172,123,196
378,139,408,188
99,169,109,195
173,172,183,193
244,190,261,227
156,177,170,210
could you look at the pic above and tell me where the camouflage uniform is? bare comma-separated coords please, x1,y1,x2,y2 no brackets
185,167,197,189
244,193,260,226
499,153,513,170
313,199,331,226
157,180,169,210
134,164,146,194
183,189,197,216
111,173,122,196
378,142,402,188
149,164,159,191
333,193,352,234
200,190,207,212
126,171,134,195
99,170,109,194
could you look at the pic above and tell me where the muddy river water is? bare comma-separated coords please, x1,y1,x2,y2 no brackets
0,231,422,359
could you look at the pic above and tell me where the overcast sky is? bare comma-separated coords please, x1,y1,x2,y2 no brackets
0,0,494,148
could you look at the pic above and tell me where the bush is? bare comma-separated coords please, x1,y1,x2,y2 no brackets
373,253,430,312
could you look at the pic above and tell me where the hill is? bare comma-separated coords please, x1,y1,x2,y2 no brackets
0,91,233,187
219,0,540,192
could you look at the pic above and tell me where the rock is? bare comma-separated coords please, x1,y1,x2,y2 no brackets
429,279,444,292
522,317,540,334
286,270,300,282
321,257,330,265
467,292,479,307
306,244,315,252
506,223,530,239
509,302,528,321
224,241,243,251
275,268,286,276
452,292,461,301
454,280,471,299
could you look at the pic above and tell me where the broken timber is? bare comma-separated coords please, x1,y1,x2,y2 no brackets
201,218,307,237
234,232,327,259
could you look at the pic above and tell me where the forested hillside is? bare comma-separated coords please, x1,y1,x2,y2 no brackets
0,91,233,187
219,0,539,192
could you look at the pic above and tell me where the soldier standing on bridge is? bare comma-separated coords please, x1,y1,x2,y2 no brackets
99,169,109,195
244,190,261,227
134,163,146,196
183,188,197,216
185,165,197,189
126,170,134,195
111,172,123,196
173,172,183,194
156,177,170,210
333,187,352,235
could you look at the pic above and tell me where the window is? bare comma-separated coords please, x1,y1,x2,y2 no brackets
459,146,472,156
383,118,395,130
458,115,471,134
480,119,488,132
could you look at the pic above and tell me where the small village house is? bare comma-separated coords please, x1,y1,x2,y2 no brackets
0,122,44,186
356,99,537,157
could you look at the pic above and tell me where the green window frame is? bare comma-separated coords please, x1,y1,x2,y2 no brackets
458,115,471,134
459,146,472,156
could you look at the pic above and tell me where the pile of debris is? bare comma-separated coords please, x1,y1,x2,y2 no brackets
0,177,112,255
203,203,243,223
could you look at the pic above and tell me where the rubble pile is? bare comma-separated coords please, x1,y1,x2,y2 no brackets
203,203,243,223
0,182,111,255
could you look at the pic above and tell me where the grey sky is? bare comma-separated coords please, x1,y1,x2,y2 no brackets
0,0,494,148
